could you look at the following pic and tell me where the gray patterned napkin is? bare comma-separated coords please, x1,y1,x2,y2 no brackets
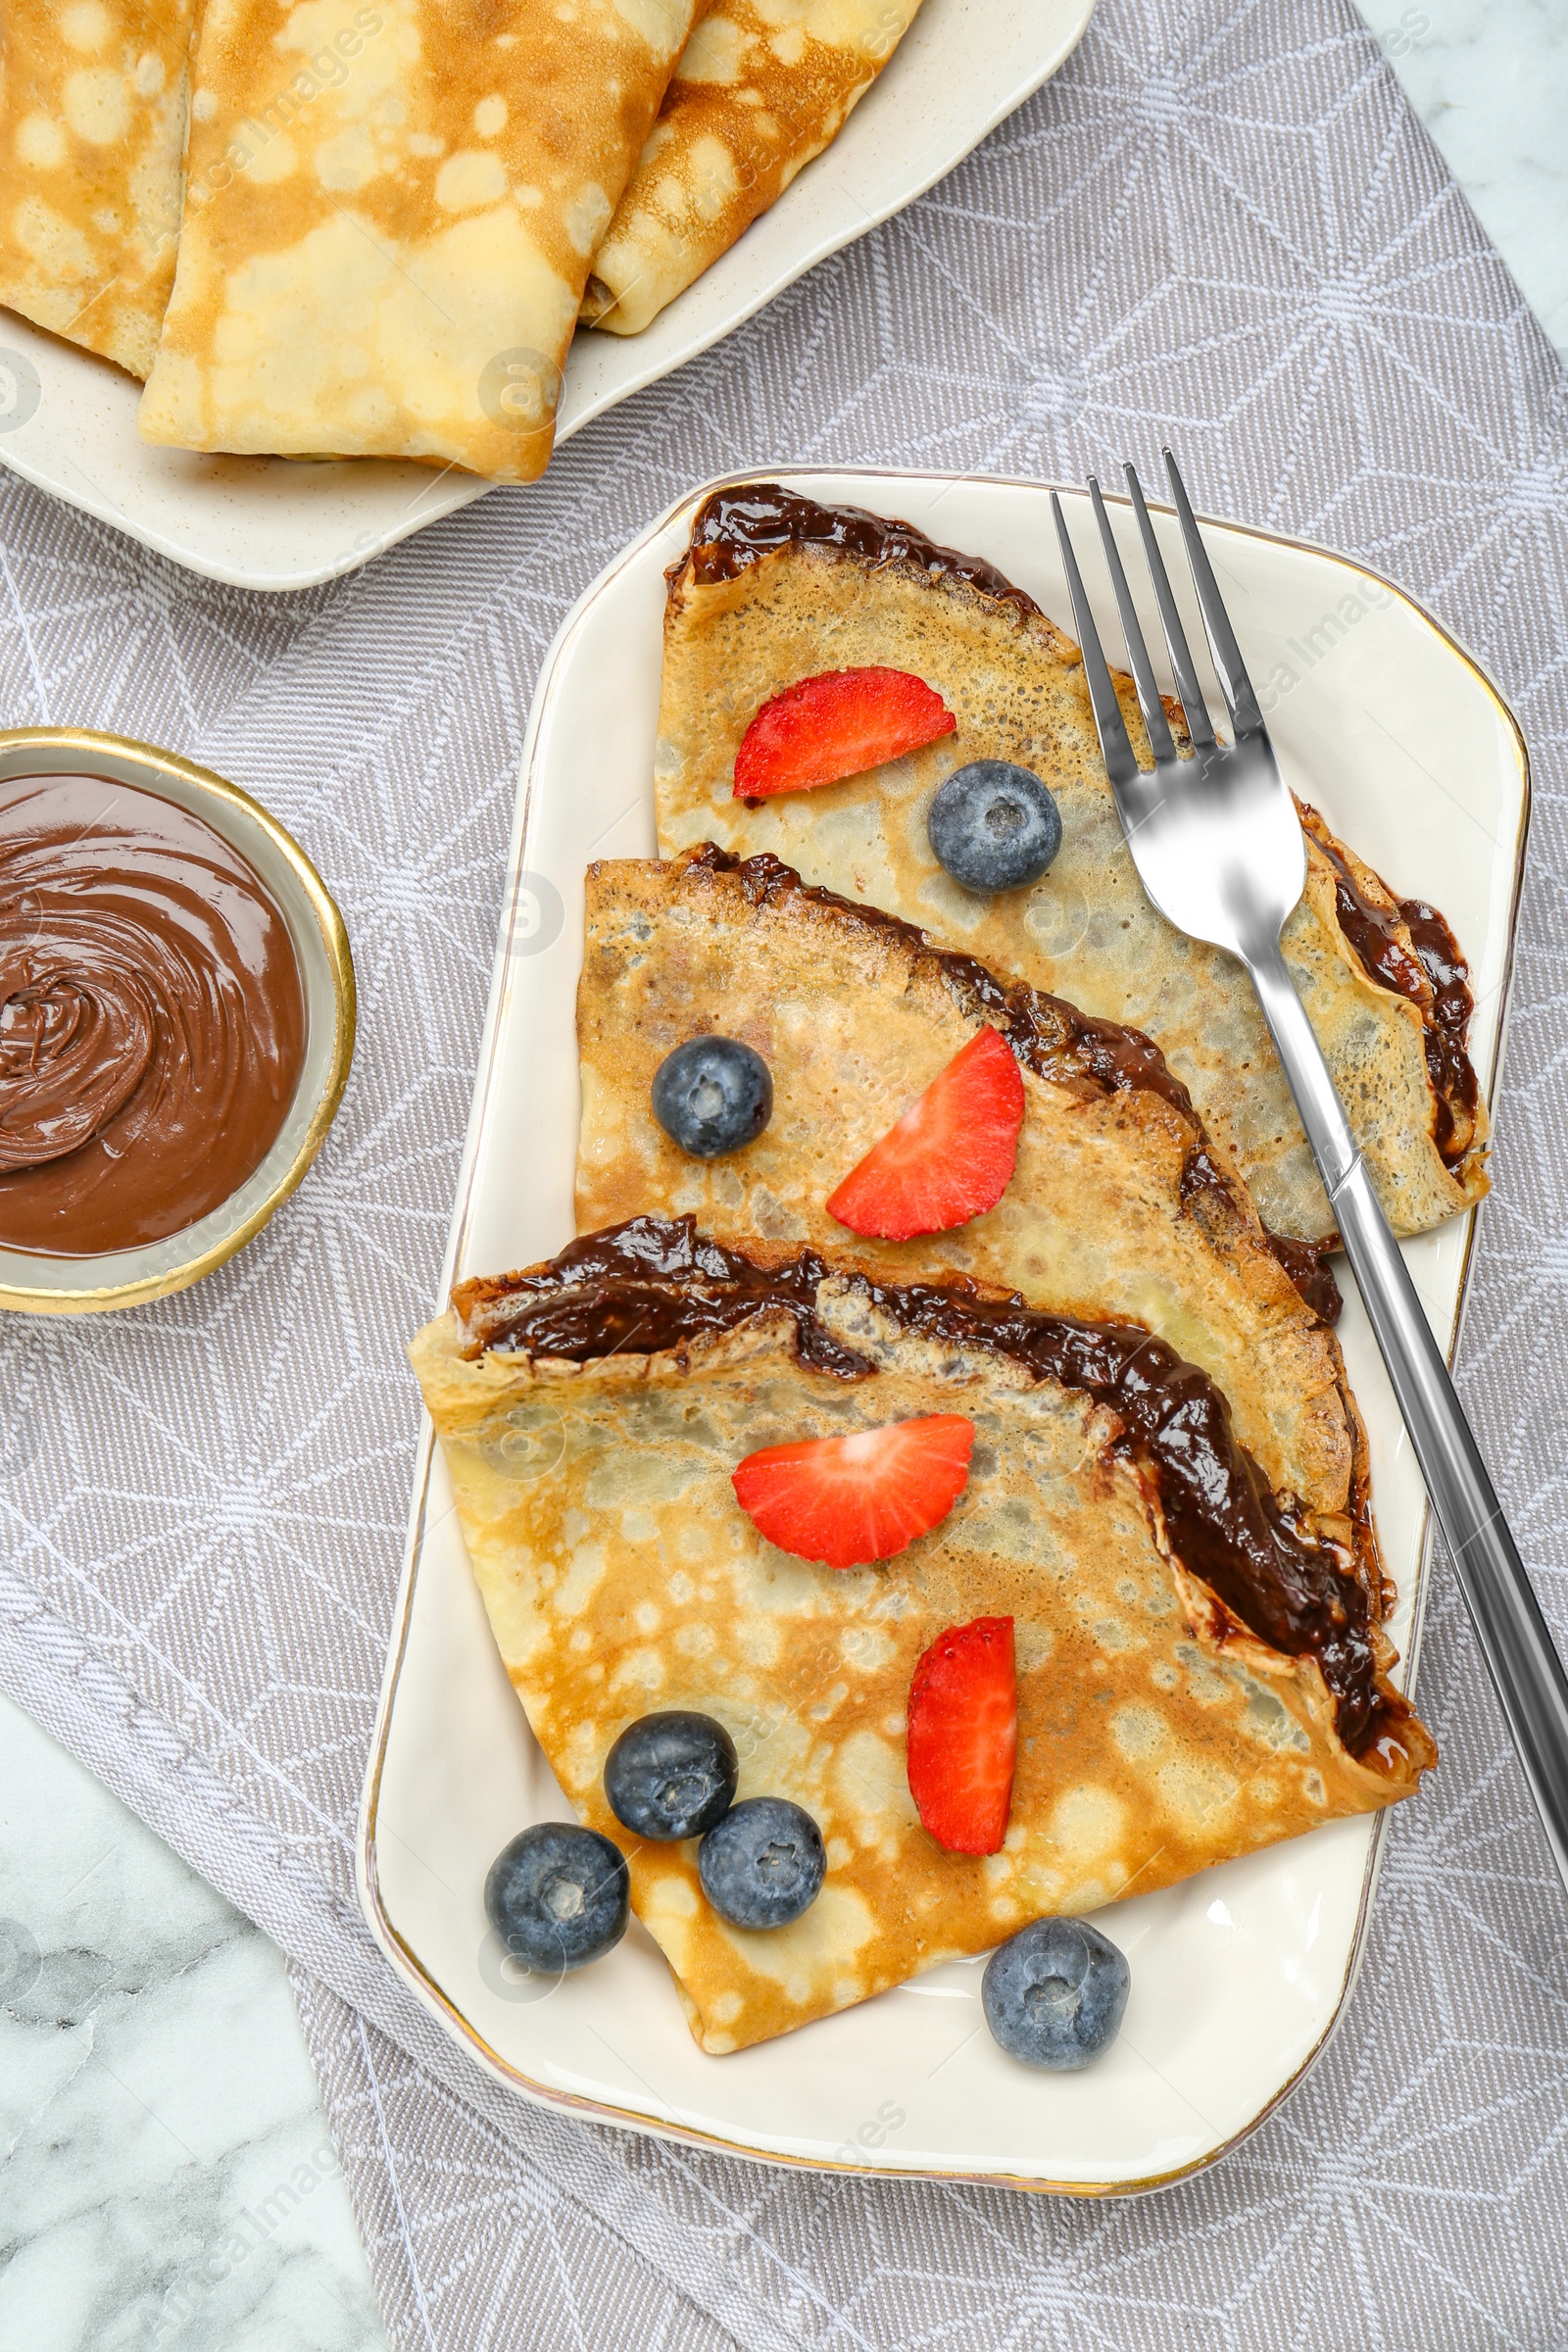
2,0,1566,2341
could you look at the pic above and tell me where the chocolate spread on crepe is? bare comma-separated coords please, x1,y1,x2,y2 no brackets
0,0,197,379
574,847,1367,1586
582,0,925,337
457,1216,1397,1754
414,1225,1435,2053
0,774,305,1254
138,0,697,479
1298,801,1480,1165
655,483,1490,1245
682,840,1343,1317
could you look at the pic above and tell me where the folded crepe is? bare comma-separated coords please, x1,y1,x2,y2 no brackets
138,0,697,478
577,846,1364,1553
653,484,1491,1246
411,1219,1435,2051
581,0,924,337
0,0,197,379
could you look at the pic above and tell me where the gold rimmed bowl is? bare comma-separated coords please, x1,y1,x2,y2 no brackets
0,726,355,1314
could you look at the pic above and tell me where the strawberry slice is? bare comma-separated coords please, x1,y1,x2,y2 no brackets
733,666,956,800
826,1026,1024,1240
731,1414,974,1569
906,1616,1016,1855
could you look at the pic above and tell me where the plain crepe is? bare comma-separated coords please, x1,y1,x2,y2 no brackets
0,0,197,379
411,1218,1436,2052
138,0,698,478
582,0,925,336
653,483,1492,1246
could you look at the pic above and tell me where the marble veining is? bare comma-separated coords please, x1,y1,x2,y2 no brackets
1354,0,1568,360
0,1692,385,2352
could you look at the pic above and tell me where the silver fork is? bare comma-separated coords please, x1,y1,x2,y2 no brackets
1053,454,1568,1895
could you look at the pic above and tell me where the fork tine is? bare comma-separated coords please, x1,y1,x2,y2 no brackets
1050,492,1139,787
1087,476,1177,764
1122,462,1216,751
1162,450,1265,737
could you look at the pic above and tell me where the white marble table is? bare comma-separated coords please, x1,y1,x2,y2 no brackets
0,1696,384,2351
1355,0,1567,362
0,11,1562,2347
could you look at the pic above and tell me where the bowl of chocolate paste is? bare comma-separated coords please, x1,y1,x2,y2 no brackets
0,728,355,1311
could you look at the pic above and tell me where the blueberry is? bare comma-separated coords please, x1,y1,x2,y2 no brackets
605,1711,739,1840
698,1796,825,1929
982,1915,1129,2069
483,1823,629,1975
652,1034,773,1157
927,760,1063,892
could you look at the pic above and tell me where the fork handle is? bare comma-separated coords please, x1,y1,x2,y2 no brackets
1250,939,1568,1891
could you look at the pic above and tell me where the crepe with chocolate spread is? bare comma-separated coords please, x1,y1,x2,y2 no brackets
0,0,196,379
411,1219,1435,2051
653,484,1490,1246
577,846,1364,1548
581,0,924,337
138,0,697,478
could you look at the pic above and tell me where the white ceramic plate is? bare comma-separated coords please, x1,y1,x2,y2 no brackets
0,0,1093,593
358,468,1529,2193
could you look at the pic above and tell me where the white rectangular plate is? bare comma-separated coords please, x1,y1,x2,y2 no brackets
359,468,1529,2193
0,0,1093,592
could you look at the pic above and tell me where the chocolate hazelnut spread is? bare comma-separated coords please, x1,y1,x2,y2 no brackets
1261,1231,1343,1325
0,773,306,1256
455,1215,1410,1763
683,846,1344,1322
684,843,1196,1114
1299,805,1478,1165
677,488,1483,1184
457,1215,876,1380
